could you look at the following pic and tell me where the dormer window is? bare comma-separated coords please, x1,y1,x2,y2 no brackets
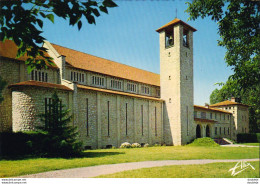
183,29,189,47
165,29,174,48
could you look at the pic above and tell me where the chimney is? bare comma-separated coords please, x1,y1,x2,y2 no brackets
231,97,236,102
205,103,209,108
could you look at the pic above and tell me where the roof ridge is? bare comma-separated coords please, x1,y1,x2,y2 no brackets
51,43,159,76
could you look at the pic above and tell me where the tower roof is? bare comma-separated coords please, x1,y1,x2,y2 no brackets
156,18,197,33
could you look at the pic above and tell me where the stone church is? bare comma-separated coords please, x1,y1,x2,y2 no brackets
0,18,249,149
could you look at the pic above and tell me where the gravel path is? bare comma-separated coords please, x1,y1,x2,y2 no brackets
18,158,259,178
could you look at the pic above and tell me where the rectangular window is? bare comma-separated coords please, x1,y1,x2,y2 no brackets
220,127,221,134
126,103,128,136
74,72,76,81
228,127,230,135
42,72,44,82
201,112,206,119
86,98,89,136
127,83,137,92
186,106,189,136
155,107,157,136
92,76,105,87
215,127,217,135
111,79,122,90
107,101,110,136
220,114,221,120
224,114,225,120
39,71,41,81
165,29,174,48
141,105,144,136
224,127,226,135
71,71,73,80
45,73,48,82
31,71,34,80
210,113,212,119
194,111,197,118
82,74,84,82
215,113,217,119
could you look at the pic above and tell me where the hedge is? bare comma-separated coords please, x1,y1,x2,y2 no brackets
0,131,47,158
237,133,260,143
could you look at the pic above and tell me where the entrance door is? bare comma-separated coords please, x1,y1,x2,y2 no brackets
196,124,201,138
206,125,210,137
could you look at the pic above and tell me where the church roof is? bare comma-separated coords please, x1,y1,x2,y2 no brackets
194,105,232,114
210,100,249,107
0,40,58,69
51,43,160,86
8,80,72,91
156,18,197,33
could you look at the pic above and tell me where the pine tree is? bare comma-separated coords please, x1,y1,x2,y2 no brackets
38,91,82,157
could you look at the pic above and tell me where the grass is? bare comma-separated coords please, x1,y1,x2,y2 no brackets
0,146,259,178
97,161,260,178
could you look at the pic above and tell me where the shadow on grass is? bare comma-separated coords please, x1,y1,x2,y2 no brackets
0,151,125,161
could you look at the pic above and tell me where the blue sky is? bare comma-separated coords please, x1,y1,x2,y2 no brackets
41,0,233,105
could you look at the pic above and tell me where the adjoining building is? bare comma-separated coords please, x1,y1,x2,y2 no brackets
0,18,249,149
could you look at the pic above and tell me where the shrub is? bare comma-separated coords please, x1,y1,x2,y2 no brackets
131,143,141,148
120,142,131,148
153,143,161,147
237,133,260,143
144,143,149,147
188,137,220,147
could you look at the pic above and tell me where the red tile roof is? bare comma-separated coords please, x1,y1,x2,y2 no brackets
156,18,197,33
77,84,163,101
51,43,160,87
8,80,72,91
210,100,249,107
194,118,216,123
194,105,232,114
0,40,58,69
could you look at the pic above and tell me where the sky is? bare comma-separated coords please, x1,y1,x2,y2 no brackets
41,0,233,105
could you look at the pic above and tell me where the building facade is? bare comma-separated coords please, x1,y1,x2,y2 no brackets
0,18,249,148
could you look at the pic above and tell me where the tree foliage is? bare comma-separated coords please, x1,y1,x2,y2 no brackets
186,0,260,90
0,76,7,103
38,92,82,157
0,0,117,72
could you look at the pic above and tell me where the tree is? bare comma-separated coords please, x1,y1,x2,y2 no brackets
0,76,7,103
186,0,260,91
0,0,117,72
38,92,82,157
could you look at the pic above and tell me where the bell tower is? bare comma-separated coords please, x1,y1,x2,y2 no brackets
156,18,197,145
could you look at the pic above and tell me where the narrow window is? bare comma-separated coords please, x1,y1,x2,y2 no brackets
45,73,48,82
107,101,110,136
220,127,221,134
210,113,212,119
228,127,230,135
224,127,226,135
71,71,73,80
86,98,89,136
77,73,79,81
169,76,171,80
224,114,225,120
126,103,128,135
141,105,144,136
82,74,84,82
220,114,221,120
31,70,34,80
79,73,81,82
169,98,171,103
194,111,197,118
215,113,217,119
186,106,189,136
92,76,94,84
183,29,189,47
42,72,45,82
215,127,217,135
35,70,38,81
74,72,76,81
165,29,174,48
155,107,157,136
39,71,41,81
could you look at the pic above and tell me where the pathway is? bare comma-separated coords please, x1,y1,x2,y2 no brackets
18,158,259,178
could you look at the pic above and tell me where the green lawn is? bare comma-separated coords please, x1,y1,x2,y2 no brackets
1,146,259,178
97,161,260,178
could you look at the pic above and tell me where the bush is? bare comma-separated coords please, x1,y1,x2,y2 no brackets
237,133,260,143
131,143,141,148
0,131,47,158
120,142,131,148
144,143,149,147
188,137,220,147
